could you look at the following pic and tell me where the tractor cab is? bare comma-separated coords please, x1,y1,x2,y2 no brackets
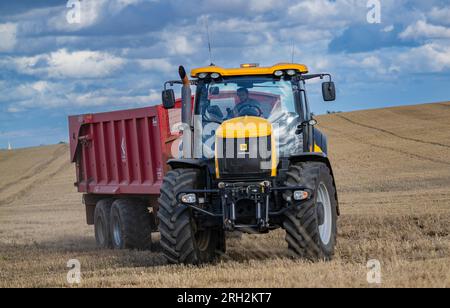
162,63,336,170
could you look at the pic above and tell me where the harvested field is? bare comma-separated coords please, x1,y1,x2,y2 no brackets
1,102,449,288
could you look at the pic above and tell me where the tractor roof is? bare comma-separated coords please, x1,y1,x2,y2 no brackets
191,63,309,78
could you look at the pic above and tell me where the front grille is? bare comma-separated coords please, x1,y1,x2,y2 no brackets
216,136,273,179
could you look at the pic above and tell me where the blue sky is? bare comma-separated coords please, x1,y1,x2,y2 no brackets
1,0,450,149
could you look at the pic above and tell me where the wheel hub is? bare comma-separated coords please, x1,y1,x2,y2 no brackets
317,182,332,246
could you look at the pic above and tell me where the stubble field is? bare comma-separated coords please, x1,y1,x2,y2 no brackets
1,102,449,288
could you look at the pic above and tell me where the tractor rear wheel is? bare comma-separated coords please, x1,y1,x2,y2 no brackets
158,169,223,265
110,199,153,250
283,162,338,261
94,199,114,249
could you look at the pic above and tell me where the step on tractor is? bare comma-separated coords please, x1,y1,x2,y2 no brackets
69,63,339,265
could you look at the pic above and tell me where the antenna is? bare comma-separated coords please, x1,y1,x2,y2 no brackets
205,17,215,66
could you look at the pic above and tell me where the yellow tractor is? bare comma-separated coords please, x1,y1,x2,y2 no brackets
159,63,338,264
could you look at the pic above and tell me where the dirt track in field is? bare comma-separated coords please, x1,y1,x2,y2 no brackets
1,102,450,288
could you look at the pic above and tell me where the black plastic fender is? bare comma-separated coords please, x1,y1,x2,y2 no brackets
289,153,340,216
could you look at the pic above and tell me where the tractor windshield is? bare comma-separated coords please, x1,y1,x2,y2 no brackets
196,76,304,159
197,76,298,124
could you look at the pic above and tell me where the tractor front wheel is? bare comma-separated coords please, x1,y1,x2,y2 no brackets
158,169,223,265
283,162,338,261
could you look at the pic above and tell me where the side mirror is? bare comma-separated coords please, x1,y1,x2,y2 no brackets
322,82,336,102
162,89,176,109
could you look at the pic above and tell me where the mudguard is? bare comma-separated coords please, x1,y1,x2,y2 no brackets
289,153,340,216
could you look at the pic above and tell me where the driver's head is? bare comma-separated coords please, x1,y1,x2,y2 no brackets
237,88,249,103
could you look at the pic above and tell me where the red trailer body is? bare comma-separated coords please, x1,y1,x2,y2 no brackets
68,100,183,197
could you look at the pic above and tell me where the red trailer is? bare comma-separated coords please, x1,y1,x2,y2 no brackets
68,100,184,250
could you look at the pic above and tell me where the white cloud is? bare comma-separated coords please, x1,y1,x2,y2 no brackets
111,0,146,12
0,23,17,52
40,0,147,34
428,7,450,26
31,81,50,93
47,0,146,32
209,18,271,33
0,80,70,112
289,0,335,16
288,0,337,20
69,89,160,107
13,49,125,78
47,49,125,78
167,35,201,56
361,56,381,67
360,56,386,74
137,58,174,73
400,20,450,40
397,44,450,73
0,81,48,104
382,25,395,33
1,79,162,112
248,0,280,13
287,0,363,26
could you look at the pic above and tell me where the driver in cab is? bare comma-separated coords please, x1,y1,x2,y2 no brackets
231,88,263,117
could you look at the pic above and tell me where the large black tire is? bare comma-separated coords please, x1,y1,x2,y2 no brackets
283,162,338,261
110,199,153,250
158,169,223,265
94,199,114,249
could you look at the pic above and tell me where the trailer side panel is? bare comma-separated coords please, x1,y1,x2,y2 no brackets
69,104,182,196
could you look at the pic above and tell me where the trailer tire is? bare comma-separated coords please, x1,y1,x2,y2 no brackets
94,199,114,249
158,169,222,265
110,199,153,250
283,162,338,261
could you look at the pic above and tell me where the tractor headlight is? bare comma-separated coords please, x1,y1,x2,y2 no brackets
274,70,284,77
293,190,309,201
181,193,197,204
286,69,297,76
211,73,221,79
198,73,209,79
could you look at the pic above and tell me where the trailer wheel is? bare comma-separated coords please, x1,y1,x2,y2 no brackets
110,199,153,250
158,169,222,265
283,162,338,261
94,199,114,249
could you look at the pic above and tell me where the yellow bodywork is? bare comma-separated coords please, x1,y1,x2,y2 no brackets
314,144,323,153
215,117,278,179
191,63,309,78
216,116,272,139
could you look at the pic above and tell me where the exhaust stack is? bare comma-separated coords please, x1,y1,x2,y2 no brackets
179,66,192,128
179,66,192,159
